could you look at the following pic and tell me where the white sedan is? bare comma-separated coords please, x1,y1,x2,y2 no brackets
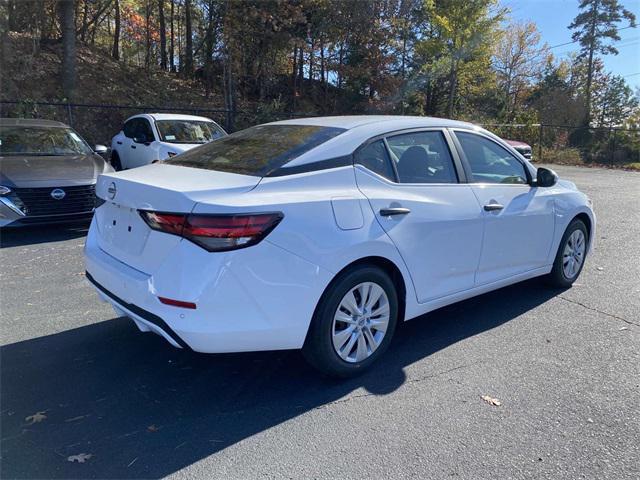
86,116,595,377
110,113,226,170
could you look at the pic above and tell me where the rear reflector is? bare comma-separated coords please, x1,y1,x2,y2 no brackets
158,296,197,309
139,211,283,252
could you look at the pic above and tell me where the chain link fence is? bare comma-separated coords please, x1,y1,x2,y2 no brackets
482,123,640,165
0,100,304,147
1,101,638,165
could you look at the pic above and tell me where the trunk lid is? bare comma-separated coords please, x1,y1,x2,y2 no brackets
94,164,260,273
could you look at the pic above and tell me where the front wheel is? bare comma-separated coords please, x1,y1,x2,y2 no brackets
302,265,399,377
547,218,588,288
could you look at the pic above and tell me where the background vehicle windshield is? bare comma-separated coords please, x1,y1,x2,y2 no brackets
166,124,345,176
0,126,93,156
155,120,225,144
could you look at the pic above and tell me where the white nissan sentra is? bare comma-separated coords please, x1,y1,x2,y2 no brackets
85,116,595,377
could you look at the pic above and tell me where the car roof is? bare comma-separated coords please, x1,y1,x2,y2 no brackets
128,113,217,122
0,118,69,128
268,115,477,130
268,115,484,168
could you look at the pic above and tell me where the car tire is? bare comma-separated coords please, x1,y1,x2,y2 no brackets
546,218,589,288
110,151,122,171
302,264,399,378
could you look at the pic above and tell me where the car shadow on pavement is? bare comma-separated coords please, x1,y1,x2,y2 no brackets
0,280,559,479
0,225,88,248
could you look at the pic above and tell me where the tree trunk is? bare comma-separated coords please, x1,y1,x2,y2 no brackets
112,0,120,60
169,0,175,71
144,0,151,69
298,44,304,96
58,0,76,101
80,0,88,42
204,0,215,97
159,0,167,70
584,1,599,126
184,0,193,75
447,59,457,118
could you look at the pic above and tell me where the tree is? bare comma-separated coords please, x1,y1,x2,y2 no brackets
58,0,76,100
112,0,121,60
568,0,636,124
158,0,167,70
418,0,504,117
592,74,639,127
493,21,550,120
184,0,193,75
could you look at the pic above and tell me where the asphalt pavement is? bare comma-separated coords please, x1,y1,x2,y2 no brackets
1,165,638,479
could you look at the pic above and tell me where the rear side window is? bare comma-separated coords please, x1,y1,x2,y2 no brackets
355,140,395,181
387,131,458,184
166,124,345,176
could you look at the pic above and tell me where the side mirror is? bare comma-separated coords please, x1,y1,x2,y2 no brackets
94,144,108,155
536,167,558,187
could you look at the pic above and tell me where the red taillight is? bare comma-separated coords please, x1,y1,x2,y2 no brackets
139,211,283,252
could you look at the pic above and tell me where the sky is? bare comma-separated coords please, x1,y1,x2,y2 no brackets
502,0,640,90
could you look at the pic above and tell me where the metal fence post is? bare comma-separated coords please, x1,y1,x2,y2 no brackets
538,123,543,162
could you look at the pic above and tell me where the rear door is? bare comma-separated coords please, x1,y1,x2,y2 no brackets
452,130,555,285
355,130,484,304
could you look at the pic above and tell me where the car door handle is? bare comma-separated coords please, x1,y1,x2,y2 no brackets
116,141,122,145
131,145,136,149
379,207,411,216
484,203,504,211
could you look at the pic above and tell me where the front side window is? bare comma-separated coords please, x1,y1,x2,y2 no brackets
455,131,528,184
166,124,345,176
135,119,154,142
355,140,395,181
156,120,225,144
0,126,93,156
386,131,458,184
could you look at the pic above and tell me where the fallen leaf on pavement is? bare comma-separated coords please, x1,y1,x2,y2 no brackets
65,415,89,423
481,395,501,406
147,424,159,432
25,411,47,424
67,453,93,463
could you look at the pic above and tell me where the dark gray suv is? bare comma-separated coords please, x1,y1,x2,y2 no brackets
0,118,113,227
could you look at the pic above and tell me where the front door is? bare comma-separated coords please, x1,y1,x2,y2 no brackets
355,131,484,304
453,130,555,285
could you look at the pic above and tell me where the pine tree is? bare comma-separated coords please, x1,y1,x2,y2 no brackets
569,0,636,125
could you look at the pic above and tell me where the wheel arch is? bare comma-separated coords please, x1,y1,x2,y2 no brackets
322,255,408,325
573,212,592,239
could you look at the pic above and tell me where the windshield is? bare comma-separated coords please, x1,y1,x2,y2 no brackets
0,126,93,156
166,124,346,176
155,120,226,144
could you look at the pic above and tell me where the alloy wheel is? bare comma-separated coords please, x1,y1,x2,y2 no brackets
562,229,586,280
331,282,390,363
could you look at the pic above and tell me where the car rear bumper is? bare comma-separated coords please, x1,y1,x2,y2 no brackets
84,217,333,353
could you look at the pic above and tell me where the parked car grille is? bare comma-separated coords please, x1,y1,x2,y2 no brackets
9,185,97,217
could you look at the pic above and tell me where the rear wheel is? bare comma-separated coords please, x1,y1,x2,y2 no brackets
110,151,122,171
303,265,398,377
547,218,588,288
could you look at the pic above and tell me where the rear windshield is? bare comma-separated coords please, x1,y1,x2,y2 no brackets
166,124,345,176
155,120,226,144
0,126,93,156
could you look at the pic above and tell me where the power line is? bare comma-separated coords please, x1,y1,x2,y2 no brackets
549,25,636,49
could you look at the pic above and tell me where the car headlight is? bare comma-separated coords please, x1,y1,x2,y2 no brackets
0,186,11,196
